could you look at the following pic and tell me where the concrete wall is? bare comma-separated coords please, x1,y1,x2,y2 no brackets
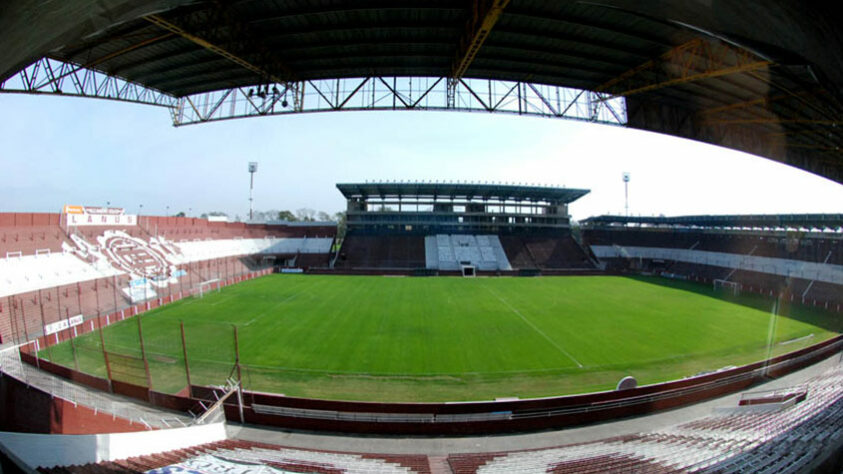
0,373,145,435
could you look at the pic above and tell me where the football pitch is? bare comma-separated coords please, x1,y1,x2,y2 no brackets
42,274,842,402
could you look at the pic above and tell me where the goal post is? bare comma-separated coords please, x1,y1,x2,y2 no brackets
197,278,221,298
713,279,741,296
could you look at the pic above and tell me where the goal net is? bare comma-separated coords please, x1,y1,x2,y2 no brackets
197,279,221,298
713,279,741,296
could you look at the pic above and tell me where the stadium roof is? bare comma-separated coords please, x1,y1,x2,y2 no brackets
580,214,843,230
1,1,842,184
336,182,589,203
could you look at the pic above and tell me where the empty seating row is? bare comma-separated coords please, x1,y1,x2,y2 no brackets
426,234,511,271
446,365,843,473
37,439,432,473
499,235,594,269
175,237,333,263
0,253,123,299
584,228,841,265
0,226,70,257
337,235,426,268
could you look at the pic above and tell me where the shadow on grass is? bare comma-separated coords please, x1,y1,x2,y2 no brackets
624,275,843,335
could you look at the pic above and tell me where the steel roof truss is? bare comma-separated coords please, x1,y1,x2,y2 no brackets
0,57,176,107
169,76,626,126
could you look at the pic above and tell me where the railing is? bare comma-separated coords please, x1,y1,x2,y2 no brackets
0,345,188,429
194,376,241,425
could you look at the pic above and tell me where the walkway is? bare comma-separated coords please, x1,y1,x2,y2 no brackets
227,352,843,455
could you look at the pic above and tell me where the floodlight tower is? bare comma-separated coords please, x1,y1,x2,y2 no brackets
622,172,630,217
248,161,258,220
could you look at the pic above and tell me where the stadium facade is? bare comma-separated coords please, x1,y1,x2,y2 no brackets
336,182,595,272
339,182,587,234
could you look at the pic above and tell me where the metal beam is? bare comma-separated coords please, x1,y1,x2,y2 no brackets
452,0,510,81
449,0,510,105
170,76,626,127
697,92,809,117
144,14,293,87
595,38,771,99
787,144,841,151
705,118,840,126
0,57,177,107
39,33,174,92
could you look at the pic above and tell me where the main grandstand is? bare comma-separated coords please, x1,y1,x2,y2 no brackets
335,182,595,272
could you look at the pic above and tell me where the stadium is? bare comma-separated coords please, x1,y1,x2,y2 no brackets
1,1,842,473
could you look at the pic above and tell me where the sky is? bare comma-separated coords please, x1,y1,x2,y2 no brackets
1,93,841,222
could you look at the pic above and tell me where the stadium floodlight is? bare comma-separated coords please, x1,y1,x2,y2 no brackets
248,161,258,220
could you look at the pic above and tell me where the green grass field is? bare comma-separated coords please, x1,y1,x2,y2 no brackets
41,274,841,402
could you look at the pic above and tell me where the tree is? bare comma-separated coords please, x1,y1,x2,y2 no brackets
175,211,186,217
277,210,297,221
334,211,347,242
200,211,227,219
295,208,316,222
263,209,280,221
317,211,332,222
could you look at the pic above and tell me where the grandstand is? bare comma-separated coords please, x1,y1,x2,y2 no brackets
0,209,335,344
581,214,843,307
446,365,843,472
335,182,595,272
2,346,840,473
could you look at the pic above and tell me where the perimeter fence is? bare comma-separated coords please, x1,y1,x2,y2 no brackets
19,264,843,402
28,311,839,404
20,268,272,396
2,255,268,347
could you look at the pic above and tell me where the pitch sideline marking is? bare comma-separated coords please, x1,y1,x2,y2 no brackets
482,284,584,368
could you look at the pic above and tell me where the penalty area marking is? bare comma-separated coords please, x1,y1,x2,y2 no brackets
482,284,584,368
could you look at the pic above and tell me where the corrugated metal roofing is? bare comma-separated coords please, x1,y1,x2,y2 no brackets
336,182,590,203
581,214,843,230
